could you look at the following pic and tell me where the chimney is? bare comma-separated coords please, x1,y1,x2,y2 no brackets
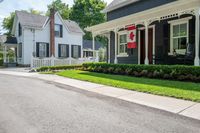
50,8,55,57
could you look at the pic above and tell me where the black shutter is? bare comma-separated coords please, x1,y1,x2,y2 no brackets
18,23,22,36
71,45,74,58
78,46,81,58
60,25,63,38
36,42,39,57
58,44,61,57
66,45,69,57
163,23,170,56
46,43,49,57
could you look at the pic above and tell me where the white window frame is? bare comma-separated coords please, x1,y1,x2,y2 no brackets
118,31,128,57
168,17,192,55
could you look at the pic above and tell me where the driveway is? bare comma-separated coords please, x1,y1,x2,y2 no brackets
0,74,199,133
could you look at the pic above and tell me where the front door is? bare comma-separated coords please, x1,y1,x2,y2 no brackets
139,27,154,64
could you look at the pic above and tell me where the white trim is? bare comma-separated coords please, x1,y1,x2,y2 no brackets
138,25,155,65
168,16,192,24
144,23,149,65
152,25,155,64
169,18,190,55
85,0,200,33
114,29,118,64
194,8,200,66
107,34,111,63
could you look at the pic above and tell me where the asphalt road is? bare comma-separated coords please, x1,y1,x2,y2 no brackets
0,74,199,133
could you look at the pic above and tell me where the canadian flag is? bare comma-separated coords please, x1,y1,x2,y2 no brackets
127,25,137,49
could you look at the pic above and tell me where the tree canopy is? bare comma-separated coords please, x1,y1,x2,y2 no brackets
46,0,71,19
2,12,15,36
70,0,106,40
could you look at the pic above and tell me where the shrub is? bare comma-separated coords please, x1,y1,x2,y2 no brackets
37,65,82,72
0,59,3,66
82,63,200,82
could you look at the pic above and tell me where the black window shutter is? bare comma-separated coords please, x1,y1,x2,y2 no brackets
60,25,63,37
36,42,39,57
71,45,74,58
78,46,81,58
58,44,61,57
18,23,22,36
66,45,69,57
46,43,49,57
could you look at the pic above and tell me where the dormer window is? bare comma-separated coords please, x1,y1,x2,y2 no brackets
18,23,22,36
55,24,63,37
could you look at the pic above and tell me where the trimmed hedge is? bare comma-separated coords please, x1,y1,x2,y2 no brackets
82,63,200,82
37,65,82,72
0,59,3,66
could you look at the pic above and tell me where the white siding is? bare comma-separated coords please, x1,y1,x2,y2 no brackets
54,14,83,58
16,13,83,65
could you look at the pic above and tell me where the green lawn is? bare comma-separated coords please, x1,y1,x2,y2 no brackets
57,70,200,102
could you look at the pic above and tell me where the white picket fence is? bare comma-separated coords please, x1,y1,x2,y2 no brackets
31,56,98,68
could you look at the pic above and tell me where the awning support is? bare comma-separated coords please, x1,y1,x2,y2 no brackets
144,22,149,65
194,8,200,66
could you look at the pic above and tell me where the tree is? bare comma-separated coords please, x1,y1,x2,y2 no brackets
46,0,71,19
70,0,106,40
2,12,15,36
2,9,42,36
28,8,44,15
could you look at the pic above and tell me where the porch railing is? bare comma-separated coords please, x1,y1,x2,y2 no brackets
31,56,97,68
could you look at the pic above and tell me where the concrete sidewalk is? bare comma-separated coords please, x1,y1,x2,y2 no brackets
0,69,199,121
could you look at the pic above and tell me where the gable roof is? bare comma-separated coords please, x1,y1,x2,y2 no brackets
16,11,48,28
83,40,104,50
103,0,140,13
64,20,84,34
14,11,84,34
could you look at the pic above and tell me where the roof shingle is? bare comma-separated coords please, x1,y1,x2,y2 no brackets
15,11,84,34
16,11,48,28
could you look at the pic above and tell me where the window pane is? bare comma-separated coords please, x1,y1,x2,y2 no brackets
61,45,67,57
173,38,179,50
125,44,127,53
120,34,127,43
179,37,187,49
73,46,79,58
180,23,187,36
55,25,60,37
119,45,124,53
173,25,179,37
55,25,60,31
39,43,46,57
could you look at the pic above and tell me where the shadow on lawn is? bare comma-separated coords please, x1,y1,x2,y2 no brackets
78,71,200,92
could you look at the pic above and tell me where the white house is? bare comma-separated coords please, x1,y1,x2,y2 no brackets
3,10,89,67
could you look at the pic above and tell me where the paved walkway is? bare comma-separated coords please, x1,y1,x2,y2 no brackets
0,68,199,121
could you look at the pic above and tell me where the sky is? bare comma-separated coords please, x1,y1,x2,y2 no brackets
0,0,113,34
